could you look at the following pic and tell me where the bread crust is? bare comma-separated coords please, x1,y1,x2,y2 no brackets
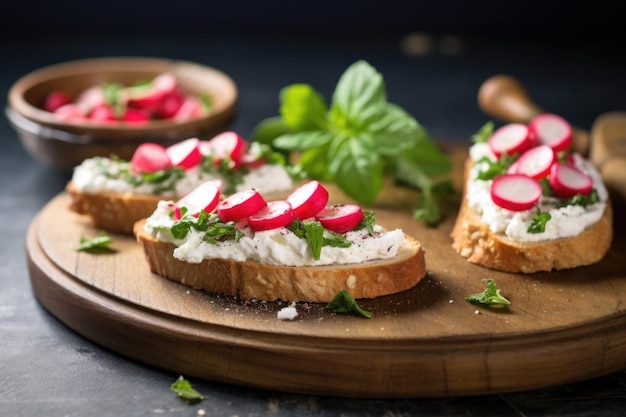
67,181,162,234
451,158,613,273
133,219,427,302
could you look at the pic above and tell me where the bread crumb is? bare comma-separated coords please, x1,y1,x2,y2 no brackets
448,299,454,304
277,302,298,320
197,409,206,416
474,310,480,315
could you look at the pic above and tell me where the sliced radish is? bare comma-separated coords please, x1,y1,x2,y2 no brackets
155,89,185,119
201,131,247,167
490,174,542,211
488,123,532,158
53,103,87,121
75,85,106,114
549,162,593,198
173,96,206,121
125,73,178,109
528,113,572,152
316,204,364,233
514,145,556,180
217,188,267,222
123,108,150,123
286,181,329,219
89,104,118,122
248,200,295,231
130,143,173,173
166,138,201,169
174,181,221,219
44,90,72,113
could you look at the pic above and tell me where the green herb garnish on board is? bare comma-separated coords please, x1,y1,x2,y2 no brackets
326,290,373,318
77,232,116,254
251,60,453,225
465,279,511,307
471,120,494,143
170,375,204,403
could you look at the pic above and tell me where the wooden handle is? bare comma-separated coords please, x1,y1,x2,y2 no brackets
590,111,626,204
478,74,544,123
478,75,590,155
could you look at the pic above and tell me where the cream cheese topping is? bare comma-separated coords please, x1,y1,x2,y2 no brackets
144,200,406,267
467,143,608,242
71,156,294,198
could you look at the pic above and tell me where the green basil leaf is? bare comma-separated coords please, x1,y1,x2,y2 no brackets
77,232,116,254
326,290,373,318
302,220,324,260
170,375,204,403
331,60,386,129
273,130,334,151
280,84,328,131
251,116,292,146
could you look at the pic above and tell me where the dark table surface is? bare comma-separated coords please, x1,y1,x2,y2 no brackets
2,15,626,417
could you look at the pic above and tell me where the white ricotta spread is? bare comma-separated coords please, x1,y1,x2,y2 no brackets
144,200,406,267
467,143,608,242
71,156,294,198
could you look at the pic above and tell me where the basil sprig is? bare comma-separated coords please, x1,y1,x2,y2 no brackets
465,279,511,307
251,60,452,225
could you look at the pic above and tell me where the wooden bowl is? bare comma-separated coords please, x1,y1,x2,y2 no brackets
7,57,238,171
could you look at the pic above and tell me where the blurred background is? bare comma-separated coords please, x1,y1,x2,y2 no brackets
1,0,625,141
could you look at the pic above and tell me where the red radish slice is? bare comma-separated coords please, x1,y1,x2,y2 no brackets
488,123,532,158
130,143,173,173
174,181,221,219
125,73,177,109
217,188,267,222
156,89,185,119
44,90,72,113
201,131,247,167
248,200,295,231
549,162,593,198
490,174,542,211
286,181,329,219
123,108,150,123
514,145,557,180
166,138,201,169
173,96,206,121
316,204,364,233
53,103,87,121
528,114,572,152
89,104,118,122
75,85,106,114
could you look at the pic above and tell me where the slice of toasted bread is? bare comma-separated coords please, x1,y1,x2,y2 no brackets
67,181,162,234
451,159,613,273
133,219,426,302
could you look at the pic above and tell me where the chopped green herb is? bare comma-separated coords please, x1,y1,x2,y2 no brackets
170,375,204,403
251,60,453,226
475,154,518,181
326,290,373,318
77,232,116,254
557,188,600,208
527,206,551,234
170,210,242,244
471,121,494,143
465,279,511,307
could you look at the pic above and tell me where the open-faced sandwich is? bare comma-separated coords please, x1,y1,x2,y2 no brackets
134,180,426,302
67,132,294,234
451,114,613,273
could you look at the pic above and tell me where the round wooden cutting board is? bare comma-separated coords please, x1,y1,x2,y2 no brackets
25,143,626,398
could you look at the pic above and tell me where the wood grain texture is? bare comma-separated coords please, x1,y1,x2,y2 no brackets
25,143,626,398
